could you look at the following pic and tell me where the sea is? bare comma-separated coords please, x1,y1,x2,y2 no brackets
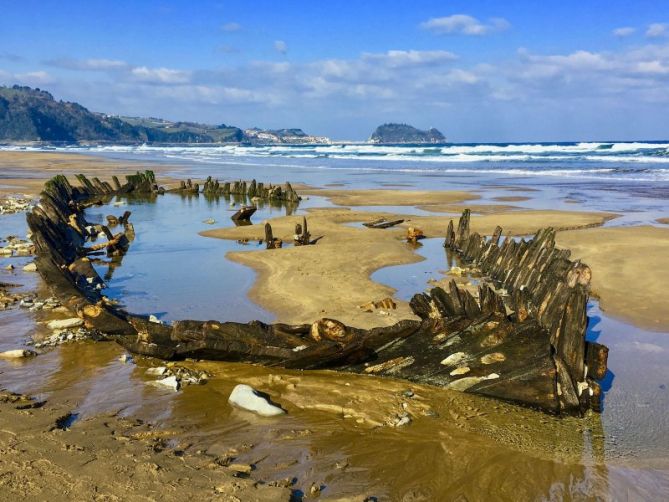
4,140,669,185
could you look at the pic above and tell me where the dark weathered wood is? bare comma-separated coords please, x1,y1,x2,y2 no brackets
443,209,607,415
264,222,282,249
231,205,257,222
294,216,313,246
363,218,405,229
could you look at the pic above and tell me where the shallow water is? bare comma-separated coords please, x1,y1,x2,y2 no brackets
2,154,669,498
82,193,332,322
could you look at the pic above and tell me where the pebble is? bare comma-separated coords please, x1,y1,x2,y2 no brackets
151,375,180,391
22,262,37,272
440,352,467,366
146,366,168,376
119,354,133,364
47,318,84,330
33,327,97,348
481,352,506,364
392,413,412,427
228,384,285,417
4,264,14,270
227,463,253,475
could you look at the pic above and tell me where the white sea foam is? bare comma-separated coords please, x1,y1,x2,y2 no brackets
2,142,669,182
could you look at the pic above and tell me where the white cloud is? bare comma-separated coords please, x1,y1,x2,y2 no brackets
362,50,457,67
420,14,510,36
222,22,241,32
274,40,288,54
613,27,635,37
646,23,668,38
129,66,191,84
47,57,129,71
635,60,669,74
15,71,55,85
149,84,267,104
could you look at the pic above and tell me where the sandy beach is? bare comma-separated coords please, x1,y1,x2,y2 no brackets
557,226,669,331
0,151,175,197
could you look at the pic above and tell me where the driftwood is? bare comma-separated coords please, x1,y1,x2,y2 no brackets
363,218,405,229
231,205,257,222
26,176,608,416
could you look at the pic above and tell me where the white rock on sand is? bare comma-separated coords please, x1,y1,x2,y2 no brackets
228,384,286,417
150,375,180,391
47,318,84,330
0,349,37,358
22,262,37,272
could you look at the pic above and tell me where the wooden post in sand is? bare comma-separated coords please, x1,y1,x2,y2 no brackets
264,222,283,249
294,217,312,246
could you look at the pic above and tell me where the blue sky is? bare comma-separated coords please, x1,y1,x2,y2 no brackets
1,0,668,141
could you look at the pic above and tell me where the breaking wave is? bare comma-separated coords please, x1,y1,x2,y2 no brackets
3,140,669,181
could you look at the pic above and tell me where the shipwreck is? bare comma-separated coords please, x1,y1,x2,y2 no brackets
26,171,608,416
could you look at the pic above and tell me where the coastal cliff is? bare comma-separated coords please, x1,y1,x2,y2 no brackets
369,123,445,144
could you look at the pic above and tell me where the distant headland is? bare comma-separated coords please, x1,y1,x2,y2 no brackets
368,123,446,144
0,85,329,145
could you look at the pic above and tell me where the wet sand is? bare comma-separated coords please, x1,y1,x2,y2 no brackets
0,151,176,197
557,226,669,331
300,188,479,206
202,206,618,327
0,389,289,501
491,195,532,202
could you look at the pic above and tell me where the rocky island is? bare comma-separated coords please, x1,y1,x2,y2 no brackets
368,123,446,144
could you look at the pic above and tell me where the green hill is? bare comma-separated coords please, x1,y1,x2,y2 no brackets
0,85,244,143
